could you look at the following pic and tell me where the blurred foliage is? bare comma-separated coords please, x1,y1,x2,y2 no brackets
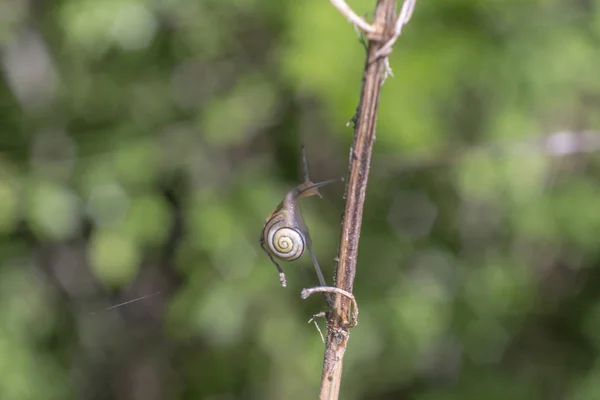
1,0,600,399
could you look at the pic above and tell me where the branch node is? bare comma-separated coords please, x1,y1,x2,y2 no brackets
301,286,359,328
374,0,417,59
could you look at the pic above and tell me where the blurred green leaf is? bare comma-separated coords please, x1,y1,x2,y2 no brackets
26,181,80,240
89,229,141,287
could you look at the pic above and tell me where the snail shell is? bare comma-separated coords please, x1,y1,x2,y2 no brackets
263,214,305,261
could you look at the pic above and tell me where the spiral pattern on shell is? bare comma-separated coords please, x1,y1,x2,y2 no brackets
267,226,305,261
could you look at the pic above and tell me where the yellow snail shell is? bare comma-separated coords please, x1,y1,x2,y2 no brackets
265,223,305,261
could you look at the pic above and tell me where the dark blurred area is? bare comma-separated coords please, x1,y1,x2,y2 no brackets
1,0,600,399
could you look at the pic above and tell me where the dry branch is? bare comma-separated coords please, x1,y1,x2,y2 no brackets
318,1,401,398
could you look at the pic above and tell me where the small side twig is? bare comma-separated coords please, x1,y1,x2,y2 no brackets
301,286,359,327
329,0,417,79
329,0,377,34
308,312,327,343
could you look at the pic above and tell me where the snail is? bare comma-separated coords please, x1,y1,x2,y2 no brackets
260,146,342,291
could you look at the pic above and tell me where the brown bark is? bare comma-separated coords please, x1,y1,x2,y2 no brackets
319,1,399,398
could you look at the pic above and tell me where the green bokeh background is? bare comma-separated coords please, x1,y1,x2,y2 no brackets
1,0,600,399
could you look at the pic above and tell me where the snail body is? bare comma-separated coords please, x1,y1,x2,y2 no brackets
260,146,342,288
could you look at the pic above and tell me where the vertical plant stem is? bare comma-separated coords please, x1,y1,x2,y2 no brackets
319,1,397,398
